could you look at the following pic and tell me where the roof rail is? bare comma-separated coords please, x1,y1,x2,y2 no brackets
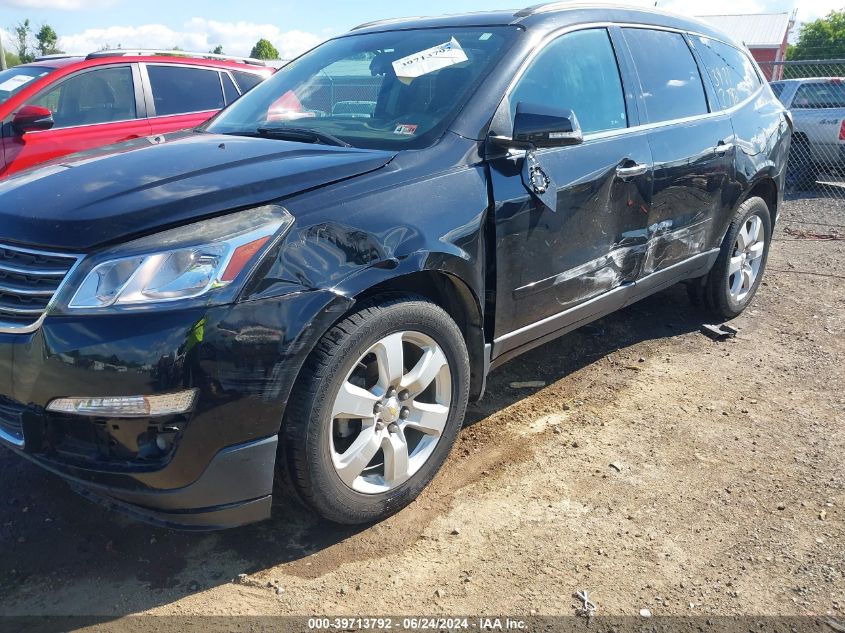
515,2,672,18
514,2,580,17
85,49,267,66
351,16,424,30
33,54,80,62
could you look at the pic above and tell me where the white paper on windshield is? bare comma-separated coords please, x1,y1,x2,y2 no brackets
0,75,35,92
392,38,469,85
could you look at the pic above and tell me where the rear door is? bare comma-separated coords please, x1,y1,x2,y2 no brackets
488,27,653,356
620,27,736,275
1,64,151,176
141,64,227,134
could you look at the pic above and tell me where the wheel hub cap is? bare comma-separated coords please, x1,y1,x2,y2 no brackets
381,396,400,424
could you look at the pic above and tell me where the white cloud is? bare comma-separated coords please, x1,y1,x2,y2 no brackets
790,0,843,21
0,0,115,9
57,18,326,59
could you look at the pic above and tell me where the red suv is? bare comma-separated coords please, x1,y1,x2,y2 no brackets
0,51,273,178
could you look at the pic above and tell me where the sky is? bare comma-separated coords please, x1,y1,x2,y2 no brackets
0,0,842,60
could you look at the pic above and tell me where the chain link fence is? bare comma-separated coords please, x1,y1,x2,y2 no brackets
759,60,845,201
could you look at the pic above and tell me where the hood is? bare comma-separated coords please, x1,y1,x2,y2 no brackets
0,131,396,251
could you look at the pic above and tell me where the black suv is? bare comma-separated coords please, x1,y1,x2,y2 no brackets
0,4,790,529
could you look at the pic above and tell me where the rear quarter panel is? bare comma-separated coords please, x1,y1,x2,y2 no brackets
731,87,790,220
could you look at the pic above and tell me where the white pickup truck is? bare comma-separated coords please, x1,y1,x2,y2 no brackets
771,77,845,190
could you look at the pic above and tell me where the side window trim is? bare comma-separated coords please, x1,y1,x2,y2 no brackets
18,63,144,132
223,70,242,100
488,21,768,147
607,26,643,128
682,32,719,114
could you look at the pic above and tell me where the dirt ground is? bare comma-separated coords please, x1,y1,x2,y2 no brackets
0,194,843,624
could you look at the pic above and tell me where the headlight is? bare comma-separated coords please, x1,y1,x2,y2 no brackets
61,204,293,312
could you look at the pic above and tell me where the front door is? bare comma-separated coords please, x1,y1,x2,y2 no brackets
488,28,653,357
1,64,151,177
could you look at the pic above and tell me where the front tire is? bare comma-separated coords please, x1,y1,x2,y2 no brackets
696,196,772,320
284,294,470,524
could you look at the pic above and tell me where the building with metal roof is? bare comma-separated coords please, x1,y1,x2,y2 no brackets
696,12,794,80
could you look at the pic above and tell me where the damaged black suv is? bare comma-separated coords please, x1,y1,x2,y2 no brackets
0,3,790,528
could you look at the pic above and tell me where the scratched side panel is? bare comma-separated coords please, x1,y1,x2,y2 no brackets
243,133,491,309
488,130,653,337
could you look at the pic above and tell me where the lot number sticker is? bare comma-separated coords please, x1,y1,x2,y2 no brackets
392,38,469,85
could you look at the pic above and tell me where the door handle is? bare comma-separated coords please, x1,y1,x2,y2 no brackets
715,141,735,156
615,163,648,181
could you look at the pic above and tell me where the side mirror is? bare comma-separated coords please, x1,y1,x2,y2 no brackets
12,105,55,134
491,102,583,150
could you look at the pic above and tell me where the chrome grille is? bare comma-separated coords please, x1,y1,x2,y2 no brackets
0,243,81,333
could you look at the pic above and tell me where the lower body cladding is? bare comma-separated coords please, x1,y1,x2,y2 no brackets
0,288,352,529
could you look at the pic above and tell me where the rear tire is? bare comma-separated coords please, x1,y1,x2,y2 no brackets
284,294,470,524
787,138,818,191
695,196,772,320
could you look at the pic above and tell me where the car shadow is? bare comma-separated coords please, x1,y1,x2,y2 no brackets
0,283,711,623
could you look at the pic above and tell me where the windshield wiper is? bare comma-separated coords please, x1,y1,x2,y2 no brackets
256,126,351,147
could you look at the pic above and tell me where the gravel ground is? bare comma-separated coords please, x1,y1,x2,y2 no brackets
0,194,842,625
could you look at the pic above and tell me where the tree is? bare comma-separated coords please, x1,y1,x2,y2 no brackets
13,19,34,64
4,51,20,68
250,38,279,60
36,23,61,56
785,10,845,79
211,44,224,55
788,10,845,61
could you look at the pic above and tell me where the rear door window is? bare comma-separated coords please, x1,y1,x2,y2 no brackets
792,81,845,109
692,36,761,109
27,66,137,128
623,28,708,123
146,65,225,116
232,70,264,93
509,28,627,134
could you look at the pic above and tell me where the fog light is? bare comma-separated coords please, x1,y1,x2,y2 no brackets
46,389,198,418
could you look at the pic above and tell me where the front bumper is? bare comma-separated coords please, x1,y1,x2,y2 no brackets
0,288,352,529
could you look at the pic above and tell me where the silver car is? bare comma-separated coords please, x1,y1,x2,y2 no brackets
771,77,845,189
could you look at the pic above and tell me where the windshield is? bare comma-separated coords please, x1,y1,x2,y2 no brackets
0,66,55,105
205,26,518,150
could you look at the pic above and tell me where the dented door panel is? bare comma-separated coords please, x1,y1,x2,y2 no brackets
489,130,653,337
644,115,736,274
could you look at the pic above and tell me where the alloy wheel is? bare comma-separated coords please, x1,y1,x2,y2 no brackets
728,213,766,303
329,331,452,494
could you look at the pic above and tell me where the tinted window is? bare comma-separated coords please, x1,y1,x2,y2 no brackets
792,81,845,109
222,72,240,104
233,70,264,93
510,29,626,134
623,28,708,123
693,36,761,109
28,66,136,128
147,65,224,116
0,66,55,105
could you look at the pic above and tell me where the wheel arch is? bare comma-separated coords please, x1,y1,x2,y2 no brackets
740,176,780,225
350,269,488,401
